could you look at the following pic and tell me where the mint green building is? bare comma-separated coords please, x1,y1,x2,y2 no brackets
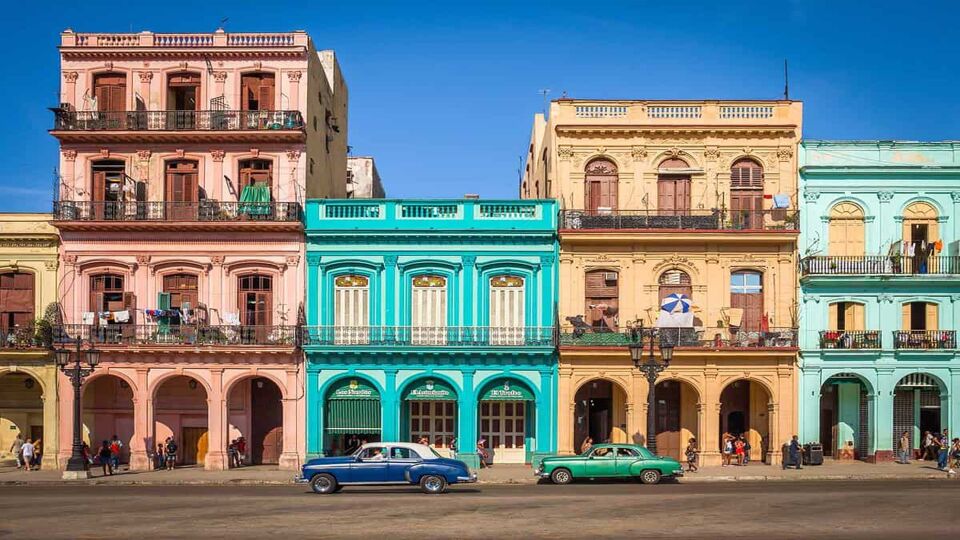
798,141,960,461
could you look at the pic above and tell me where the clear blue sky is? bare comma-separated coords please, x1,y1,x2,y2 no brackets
3,0,958,211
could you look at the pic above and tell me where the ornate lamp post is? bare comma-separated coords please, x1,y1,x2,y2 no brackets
628,321,674,456
55,339,100,479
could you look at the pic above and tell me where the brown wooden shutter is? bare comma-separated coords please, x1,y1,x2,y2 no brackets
241,75,259,111
658,178,675,213
91,292,104,316
92,171,107,202
258,77,275,111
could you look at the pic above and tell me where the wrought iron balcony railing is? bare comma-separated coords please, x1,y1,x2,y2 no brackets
54,324,298,347
52,109,305,132
819,330,882,350
301,326,554,347
559,209,798,231
53,201,302,223
893,330,956,350
559,326,798,348
801,256,960,276
1,323,54,350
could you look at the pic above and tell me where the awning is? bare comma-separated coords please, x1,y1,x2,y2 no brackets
404,379,457,401
480,379,534,401
238,182,272,216
325,399,381,433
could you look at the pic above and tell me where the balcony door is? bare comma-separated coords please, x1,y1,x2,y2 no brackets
585,270,618,331
334,275,369,344
827,202,865,257
584,159,618,213
0,272,34,334
239,274,272,343
241,73,275,111
165,160,199,221
657,158,691,215
730,271,763,333
163,273,199,325
411,275,447,345
90,160,127,220
489,275,525,345
167,72,200,129
93,73,126,117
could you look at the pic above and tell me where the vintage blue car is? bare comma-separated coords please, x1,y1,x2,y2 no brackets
297,442,477,494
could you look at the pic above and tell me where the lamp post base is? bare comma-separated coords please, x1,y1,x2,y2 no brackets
61,469,91,480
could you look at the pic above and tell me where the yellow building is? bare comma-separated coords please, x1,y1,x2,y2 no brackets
0,213,60,469
524,100,802,465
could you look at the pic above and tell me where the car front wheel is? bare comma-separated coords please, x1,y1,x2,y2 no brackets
639,469,662,485
420,474,447,494
550,468,573,485
310,473,338,494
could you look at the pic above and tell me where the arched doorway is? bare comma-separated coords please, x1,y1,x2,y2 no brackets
226,377,284,465
0,372,44,465
324,377,381,456
584,158,618,213
82,375,134,466
819,374,871,460
719,379,771,463
654,379,700,462
478,377,536,464
574,379,628,452
155,375,208,466
893,373,943,459
400,377,457,456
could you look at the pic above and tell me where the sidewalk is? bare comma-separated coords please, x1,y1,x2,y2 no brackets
0,459,954,486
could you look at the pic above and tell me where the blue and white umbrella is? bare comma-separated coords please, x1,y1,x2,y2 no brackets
660,293,692,314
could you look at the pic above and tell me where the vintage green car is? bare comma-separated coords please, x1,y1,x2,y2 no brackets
536,443,684,485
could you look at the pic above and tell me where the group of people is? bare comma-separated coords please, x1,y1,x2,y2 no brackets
227,437,247,468
8,434,41,471
153,437,179,470
721,432,754,466
901,429,960,473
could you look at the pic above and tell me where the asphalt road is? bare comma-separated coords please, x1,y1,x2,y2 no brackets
0,480,956,539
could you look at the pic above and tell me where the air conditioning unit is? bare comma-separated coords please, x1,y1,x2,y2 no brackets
604,272,618,283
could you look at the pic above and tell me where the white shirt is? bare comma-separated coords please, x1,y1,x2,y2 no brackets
21,442,35,458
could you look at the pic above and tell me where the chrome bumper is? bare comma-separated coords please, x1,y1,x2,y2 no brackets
293,473,308,484
457,472,478,483
672,469,684,477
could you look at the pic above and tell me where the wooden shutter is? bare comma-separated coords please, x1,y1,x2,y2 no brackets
828,303,839,331
258,77,275,111
658,178,675,212
901,303,911,330
852,303,865,331
122,292,137,324
90,292,104,317
92,171,107,202
241,75,259,111
584,160,618,212
926,303,938,330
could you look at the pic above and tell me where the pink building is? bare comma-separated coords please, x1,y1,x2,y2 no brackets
51,29,348,471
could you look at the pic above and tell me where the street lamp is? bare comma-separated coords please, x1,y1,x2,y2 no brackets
55,337,100,479
629,321,674,456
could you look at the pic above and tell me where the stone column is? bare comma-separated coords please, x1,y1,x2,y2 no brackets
129,368,152,471
60,150,78,200
306,369,321,458
557,367,573,454
873,369,895,461
382,370,398,442
383,256,397,326
56,370,75,469
286,71,302,111
213,71,228,102
702,368,722,466
137,71,153,109
458,370,478,466
205,369,228,470
278,369,301,470
210,150,226,201
62,71,79,108
461,256,475,326
767,402,781,465
39,367,60,470
799,368,822,443
306,254,321,326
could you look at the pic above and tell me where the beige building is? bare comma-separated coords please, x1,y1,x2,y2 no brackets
346,156,385,198
524,100,802,465
0,214,60,469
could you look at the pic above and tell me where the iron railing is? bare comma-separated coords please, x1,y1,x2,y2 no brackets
54,324,298,347
0,324,53,349
53,201,302,222
893,330,956,350
52,110,304,132
801,256,960,276
301,326,554,347
559,326,798,348
819,330,882,350
559,209,798,231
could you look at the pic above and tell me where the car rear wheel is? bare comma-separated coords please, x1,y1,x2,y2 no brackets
550,468,573,485
310,473,338,494
420,474,447,494
639,469,662,485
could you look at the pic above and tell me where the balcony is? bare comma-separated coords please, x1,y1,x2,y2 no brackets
559,209,798,232
55,324,298,348
50,110,305,143
819,330,881,350
301,326,555,348
1,323,54,350
559,327,798,349
52,201,302,232
801,256,960,276
893,330,956,350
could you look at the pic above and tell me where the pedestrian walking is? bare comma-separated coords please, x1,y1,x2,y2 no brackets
228,440,240,468
783,435,802,470
898,431,911,464
82,441,92,469
109,435,123,472
9,433,23,469
477,438,490,469
949,438,960,475
743,436,752,465
937,430,950,470
20,438,35,472
580,436,594,455
165,438,178,471
155,443,165,470
236,437,246,466
922,431,935,460
97,440,113,476
734,436,746,466
684,438,699,472
721,433,734,467
32,438,42,469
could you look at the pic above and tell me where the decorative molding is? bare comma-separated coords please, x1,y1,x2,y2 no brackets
877,191,894,202
539,255,555,265
61,149,78,161
135,255,151,265
951,192,960,203
175,149,186,158
286,150,301,162
136,150,151,161
287,71,303,82
99,148,110,159
250,148,260,158
63,71,79,83
802,190,820,202
631,146,649,160
43,260,59,271
703,147,720,161
383,255,398,267
305,253,322,266
210,150,226,162
213,71,228,83
138,71,154,83
284,255,300,267
62,254,78,265
462,255,476,267
878,294,893,304
777,147,794,161
210,255,225,266
557,146,574,161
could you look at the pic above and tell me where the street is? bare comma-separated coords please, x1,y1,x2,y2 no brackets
0,480,956,539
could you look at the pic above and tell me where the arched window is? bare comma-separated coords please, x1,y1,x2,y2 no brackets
238,274,272,326
730,159,764,229
0,272,34,334
411,275,447,344
658,269,692,303
657,158,691,214
334,275,369,344
828,202,865,256
584,270,618,331
584,159,618,213
490,275,525,344
730,271,763,332
902,201,939,247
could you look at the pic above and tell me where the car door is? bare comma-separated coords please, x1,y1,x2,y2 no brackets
615,446,641,476
386,446,421,482
584,447,617,477
350,446,390,483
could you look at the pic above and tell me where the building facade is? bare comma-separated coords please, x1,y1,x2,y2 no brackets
0,214,60,469
798,141,960,461
524,99,802,465
303,199,558,467
51,29,348,470
346,156,385,198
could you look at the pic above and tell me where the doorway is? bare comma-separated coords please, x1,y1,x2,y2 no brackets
182,427,209,466
165,160,199,221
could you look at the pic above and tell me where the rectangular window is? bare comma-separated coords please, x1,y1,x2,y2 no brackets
412,276,447,345
334,275,369,344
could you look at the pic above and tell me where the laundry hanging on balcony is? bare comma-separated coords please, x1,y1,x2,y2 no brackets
656,293,694,328
238,182,271,216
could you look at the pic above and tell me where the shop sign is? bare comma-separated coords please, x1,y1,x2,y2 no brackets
330,378,379,400
481,379,534,401
405,379,456,401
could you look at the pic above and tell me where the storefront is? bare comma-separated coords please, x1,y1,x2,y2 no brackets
323,378,382,455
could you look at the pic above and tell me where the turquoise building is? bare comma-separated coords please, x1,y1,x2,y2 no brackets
798,141,960,461
304,199,558,467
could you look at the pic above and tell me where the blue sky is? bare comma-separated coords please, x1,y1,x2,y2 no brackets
3,0,958,210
